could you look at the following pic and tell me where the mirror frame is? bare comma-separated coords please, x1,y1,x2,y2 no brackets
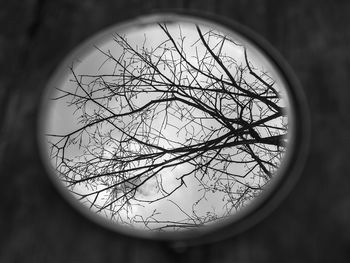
37,11,310,247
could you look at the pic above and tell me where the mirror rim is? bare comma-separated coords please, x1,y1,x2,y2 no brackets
37,11,310,246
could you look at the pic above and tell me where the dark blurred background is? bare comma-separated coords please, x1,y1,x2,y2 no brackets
1,0,350,262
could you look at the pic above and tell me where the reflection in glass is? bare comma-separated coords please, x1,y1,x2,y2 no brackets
43,20,290,232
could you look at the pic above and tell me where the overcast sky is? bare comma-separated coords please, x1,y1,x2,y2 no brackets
43,20,291,232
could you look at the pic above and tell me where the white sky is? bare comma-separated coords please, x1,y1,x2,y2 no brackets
44,20,291,232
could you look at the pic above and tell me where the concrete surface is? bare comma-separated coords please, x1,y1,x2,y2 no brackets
1,0,350,262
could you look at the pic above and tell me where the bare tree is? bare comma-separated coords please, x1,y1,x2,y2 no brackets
47,23,288,231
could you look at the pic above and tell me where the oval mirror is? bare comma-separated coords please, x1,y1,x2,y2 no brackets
39,13,306,242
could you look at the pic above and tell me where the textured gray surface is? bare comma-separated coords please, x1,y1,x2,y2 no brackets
1,0,350,262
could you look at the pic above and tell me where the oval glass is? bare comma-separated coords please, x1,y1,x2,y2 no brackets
39,13,304,241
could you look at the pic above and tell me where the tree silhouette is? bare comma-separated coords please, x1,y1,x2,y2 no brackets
47,23,288,231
